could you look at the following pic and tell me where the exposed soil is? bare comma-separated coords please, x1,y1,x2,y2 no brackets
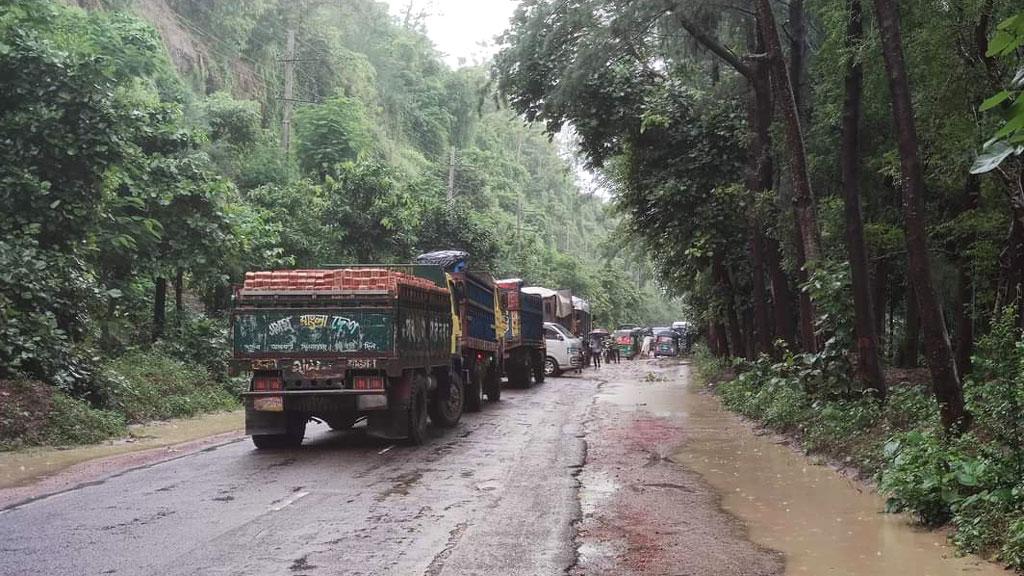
572,361,784,576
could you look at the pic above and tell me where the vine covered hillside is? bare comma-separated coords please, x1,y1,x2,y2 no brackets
0,0,678,448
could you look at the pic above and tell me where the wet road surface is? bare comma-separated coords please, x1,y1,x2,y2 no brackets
0,359,1009,575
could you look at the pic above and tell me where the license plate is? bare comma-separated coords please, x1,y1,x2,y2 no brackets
253,396,284,412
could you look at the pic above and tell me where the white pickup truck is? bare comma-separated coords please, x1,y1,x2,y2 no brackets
542,322,582,376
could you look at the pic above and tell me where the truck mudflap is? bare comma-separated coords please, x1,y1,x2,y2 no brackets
366,371,415,440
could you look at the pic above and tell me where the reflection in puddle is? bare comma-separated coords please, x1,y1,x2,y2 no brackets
603,361,1011,576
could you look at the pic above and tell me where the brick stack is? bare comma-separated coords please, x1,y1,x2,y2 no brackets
242,269,447,295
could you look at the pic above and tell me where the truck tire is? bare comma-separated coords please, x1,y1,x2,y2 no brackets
532,350,546,383
465,363,483,413
544,356,560,377
507,353,530,388
485,363,501,402
406,376,429,445
252,415,307,449
428,370,464,428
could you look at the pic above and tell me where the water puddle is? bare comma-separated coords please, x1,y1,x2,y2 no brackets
659,363,1010,576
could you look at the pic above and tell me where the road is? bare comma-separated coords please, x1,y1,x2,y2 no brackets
0,359,782,576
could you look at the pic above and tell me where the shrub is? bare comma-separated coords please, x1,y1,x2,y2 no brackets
42,393,126,446
879,430,962,524
160,311,231,381
102,349,238,422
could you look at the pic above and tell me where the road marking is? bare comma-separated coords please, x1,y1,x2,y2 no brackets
269,490,309,512
378,444,395,455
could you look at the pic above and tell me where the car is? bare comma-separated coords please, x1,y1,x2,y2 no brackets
543,322,582,376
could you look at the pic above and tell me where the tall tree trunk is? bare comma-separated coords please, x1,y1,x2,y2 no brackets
746,49,774,356
898,282,920,368
748,228,772,355
173,268,184,334
153,276,167,343
956,175,981,375
873,0,967,429
755,0,822,355
711,319,730,357
873,258,889,347
840,0,886,398
714,255,745,357
792,217,817,351
788,0,809,120
755,0,823,267
765,237,797,346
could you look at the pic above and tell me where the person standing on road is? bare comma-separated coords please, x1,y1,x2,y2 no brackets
590,335,602,368
641,334,653,358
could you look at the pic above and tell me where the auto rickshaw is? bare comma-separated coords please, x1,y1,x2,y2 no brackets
613,328,639,360
653,329,679,357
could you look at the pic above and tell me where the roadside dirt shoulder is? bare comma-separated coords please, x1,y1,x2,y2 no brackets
0,410,244,510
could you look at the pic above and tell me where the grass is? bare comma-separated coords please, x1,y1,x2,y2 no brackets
1,349,241,451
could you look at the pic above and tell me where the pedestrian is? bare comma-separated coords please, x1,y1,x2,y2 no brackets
590,335,602,368
641,334,653,358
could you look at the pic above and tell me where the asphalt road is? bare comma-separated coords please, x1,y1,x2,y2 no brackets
0,360,780,576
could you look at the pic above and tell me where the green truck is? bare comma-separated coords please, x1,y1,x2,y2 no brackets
230,265,465,448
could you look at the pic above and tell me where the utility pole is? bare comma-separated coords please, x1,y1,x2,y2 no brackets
447,146,456,204
281,29,296,153
516,194,522,240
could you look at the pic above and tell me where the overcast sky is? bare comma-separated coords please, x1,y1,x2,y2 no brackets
380,0,520,67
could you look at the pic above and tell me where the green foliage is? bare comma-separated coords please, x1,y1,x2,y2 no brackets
42,393,127,446
965,307,1024,450
101,350,238,423
201,91,262,146
295,97,373,177
974,11,1024,173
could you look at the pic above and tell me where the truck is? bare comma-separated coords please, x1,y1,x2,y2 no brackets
414,251,503,411
522,286,575,334
572,296,592,337
230,266,466,448
496,279,546,387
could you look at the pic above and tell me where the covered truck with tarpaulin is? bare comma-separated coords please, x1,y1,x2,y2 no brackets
414,251,503,410
497,278,546,387
230,265,466,448
522,286,574,334
572,296,591,337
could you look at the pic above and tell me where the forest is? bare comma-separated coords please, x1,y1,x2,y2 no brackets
493,0,1024,568
0,0,676,449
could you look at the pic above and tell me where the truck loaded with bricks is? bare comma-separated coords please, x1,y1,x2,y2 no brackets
230,252,503,448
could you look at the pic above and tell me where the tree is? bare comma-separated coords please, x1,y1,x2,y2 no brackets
872,0,967,429
839,0,886,397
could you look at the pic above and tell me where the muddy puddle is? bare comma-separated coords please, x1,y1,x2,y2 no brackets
598,361,1011,576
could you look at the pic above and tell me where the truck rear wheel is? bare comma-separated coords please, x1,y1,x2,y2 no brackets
252,415,306,449
507,352,531,388
532,350,546,383
406,376,429,445
485,363,501,402
428,370,464,427
465,362,484,413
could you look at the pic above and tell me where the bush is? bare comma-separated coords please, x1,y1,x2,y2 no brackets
102,349,238,422
160,311,231,381
42,393,126,446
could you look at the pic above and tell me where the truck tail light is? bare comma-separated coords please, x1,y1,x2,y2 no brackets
353,375,385,390
252,374,283,391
